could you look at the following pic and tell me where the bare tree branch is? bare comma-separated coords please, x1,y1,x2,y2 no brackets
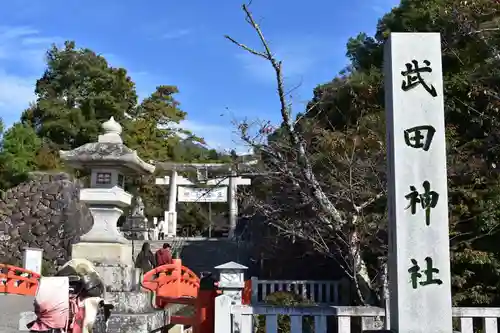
226,4,346,228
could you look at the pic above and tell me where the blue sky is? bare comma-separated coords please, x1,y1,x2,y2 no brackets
0,0,399,153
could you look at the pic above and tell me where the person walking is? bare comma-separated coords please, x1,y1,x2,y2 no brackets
155,243,173,267
157,219,166,240
135,242,156,275
135,242,156,301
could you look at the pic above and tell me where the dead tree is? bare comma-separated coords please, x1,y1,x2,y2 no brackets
225,3,386,304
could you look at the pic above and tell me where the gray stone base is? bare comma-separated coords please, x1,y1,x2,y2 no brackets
105,310,170,333
106,290,154,313
72,242,134,266
94,264,142,292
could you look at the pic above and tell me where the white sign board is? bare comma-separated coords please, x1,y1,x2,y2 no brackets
385,33,452,333
177,186,228,202
23,247,43,275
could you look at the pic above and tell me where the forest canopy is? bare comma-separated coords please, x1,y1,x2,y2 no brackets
0,41,231,233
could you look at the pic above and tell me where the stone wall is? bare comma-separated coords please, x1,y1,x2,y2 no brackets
0,172,93,271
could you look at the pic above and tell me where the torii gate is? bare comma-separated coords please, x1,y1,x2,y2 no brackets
154,162,255,237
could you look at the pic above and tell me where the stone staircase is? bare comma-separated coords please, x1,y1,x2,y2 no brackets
131,238,184,260
132,238,252,276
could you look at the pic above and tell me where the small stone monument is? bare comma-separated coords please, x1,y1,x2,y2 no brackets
121,195,150,240
385,33,452,333
59,117,170,332
131,195,145,216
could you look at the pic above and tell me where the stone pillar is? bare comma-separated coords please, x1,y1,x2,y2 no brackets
385,32,452,333
164,211,177,237
206,176,251,238
228,171,238,238
168,170,177,212
166,170,178,236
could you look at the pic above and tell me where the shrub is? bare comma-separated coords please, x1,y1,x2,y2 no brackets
255,291,316,333
41,260,56,276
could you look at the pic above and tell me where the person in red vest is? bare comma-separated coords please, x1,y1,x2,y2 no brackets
155,243,173,267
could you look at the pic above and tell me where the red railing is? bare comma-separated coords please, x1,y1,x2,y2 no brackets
0,264,40,296
142,259,220,333
142,258,200,300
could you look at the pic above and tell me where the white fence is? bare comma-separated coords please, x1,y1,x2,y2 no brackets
250,277,348,305
215,294,500,333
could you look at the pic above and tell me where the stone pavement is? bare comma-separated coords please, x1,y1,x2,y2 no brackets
0,294,34,333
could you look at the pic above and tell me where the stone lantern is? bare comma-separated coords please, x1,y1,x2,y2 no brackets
215,261,248,305
49,118,174,332
59,116,155,264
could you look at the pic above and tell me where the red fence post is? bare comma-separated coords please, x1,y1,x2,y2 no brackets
195,289,219,333
193,273,219,333
171,258,182,298
242,279,252,305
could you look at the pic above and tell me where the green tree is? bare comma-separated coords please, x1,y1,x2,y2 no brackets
0,123,42,188
124,85,188,162
21,40,137,150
